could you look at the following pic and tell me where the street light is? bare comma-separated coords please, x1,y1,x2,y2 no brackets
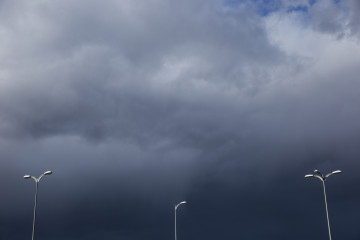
175,201,187,240
24,171,53,240
305,169,342,240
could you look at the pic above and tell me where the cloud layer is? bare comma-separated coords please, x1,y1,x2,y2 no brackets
0,0,360,239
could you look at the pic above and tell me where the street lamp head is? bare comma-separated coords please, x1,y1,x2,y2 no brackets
332,170,342,174
24,175,31,179
44,171,52,175
305,174,314,178
175,201,187,209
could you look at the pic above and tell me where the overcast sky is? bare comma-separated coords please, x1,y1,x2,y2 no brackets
1,0,360,239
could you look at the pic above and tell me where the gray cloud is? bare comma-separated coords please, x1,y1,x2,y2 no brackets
290,0,360,37
0,0,290,143
1,0,360,239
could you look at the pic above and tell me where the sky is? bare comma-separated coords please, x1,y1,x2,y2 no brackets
0,0,360,239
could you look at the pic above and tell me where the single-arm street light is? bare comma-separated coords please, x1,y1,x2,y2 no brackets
305,170,342,240
24,171,53,240
175,201,187,240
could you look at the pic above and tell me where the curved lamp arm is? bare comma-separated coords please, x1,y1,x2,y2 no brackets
175,201,187,210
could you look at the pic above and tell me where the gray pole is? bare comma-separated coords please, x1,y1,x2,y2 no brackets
174,205,177,240
174,201,186,240
322,180,332,240
305,170,341,240
24,171,52,240
32,180,38,240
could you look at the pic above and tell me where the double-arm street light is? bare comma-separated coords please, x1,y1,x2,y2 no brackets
305,169,342,240
175,201,187,240
24,171,53,240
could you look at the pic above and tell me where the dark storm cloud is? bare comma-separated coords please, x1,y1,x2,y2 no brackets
1,0,360,240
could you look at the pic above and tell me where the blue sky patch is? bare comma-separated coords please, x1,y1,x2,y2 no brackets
223,0,283,16
287,5,308,13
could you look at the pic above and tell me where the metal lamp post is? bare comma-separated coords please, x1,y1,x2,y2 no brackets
175,201,186,240
305,169,342,240
24,171,53,240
